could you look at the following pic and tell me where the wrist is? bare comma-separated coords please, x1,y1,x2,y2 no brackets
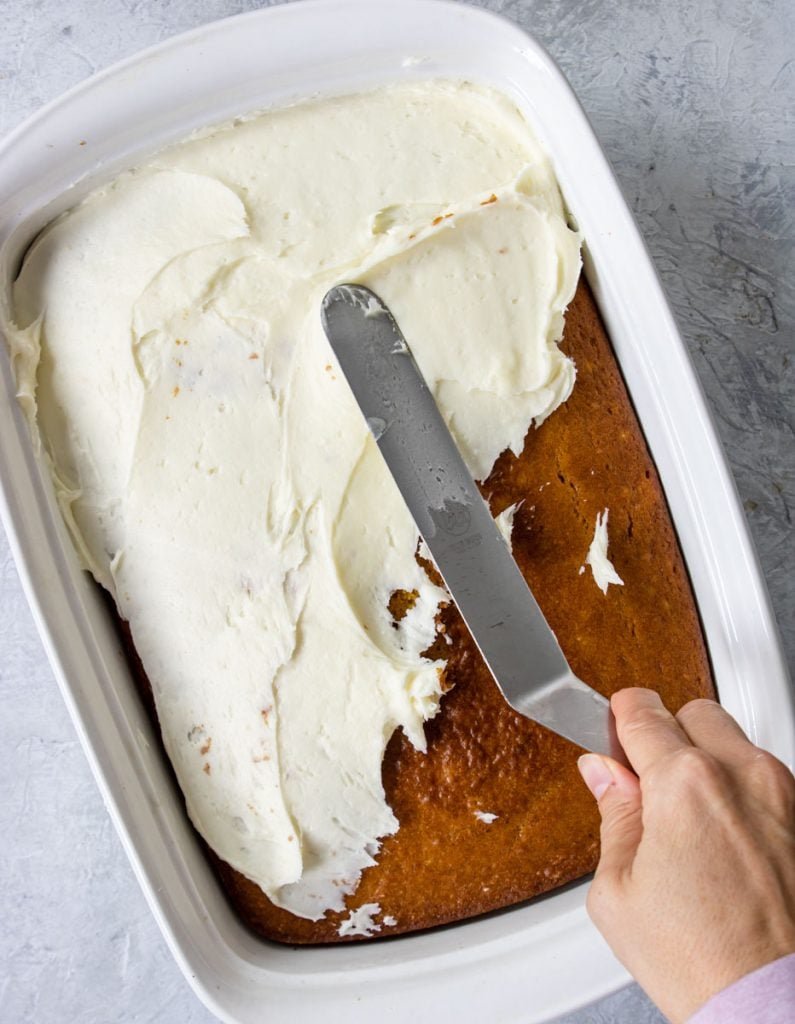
684,953,795,1024
671,940,795,1024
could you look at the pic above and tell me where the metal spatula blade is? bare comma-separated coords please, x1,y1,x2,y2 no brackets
321,283,619,757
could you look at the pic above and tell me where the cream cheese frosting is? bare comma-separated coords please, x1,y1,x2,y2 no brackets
4,81,581,919
584,508,625,594
337,902,393,938
494,501,523,549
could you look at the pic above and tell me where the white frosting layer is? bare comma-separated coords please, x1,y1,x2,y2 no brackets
494,501,522,550
6,82,580,919
338,902,387,938
584,509,624,594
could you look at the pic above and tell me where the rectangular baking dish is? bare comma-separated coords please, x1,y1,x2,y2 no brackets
0,2,792,1022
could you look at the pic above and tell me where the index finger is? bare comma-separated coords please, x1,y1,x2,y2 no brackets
612,688,692,777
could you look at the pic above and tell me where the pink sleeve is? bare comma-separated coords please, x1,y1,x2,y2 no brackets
686,953,795,1024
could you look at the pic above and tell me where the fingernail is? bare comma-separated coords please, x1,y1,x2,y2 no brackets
577,754,615,801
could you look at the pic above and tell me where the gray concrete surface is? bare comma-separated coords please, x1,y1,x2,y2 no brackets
1,1,792,1022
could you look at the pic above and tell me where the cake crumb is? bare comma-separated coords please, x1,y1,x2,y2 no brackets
474,810,498,824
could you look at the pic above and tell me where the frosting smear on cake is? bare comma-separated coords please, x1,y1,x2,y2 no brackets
5,82,581,919
584,508,625,594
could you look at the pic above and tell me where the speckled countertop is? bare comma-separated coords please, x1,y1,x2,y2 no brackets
1,1,792,1022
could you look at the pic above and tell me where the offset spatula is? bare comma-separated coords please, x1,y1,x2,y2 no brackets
321,283,619,757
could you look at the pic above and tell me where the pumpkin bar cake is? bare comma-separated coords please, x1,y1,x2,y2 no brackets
4,81,713,942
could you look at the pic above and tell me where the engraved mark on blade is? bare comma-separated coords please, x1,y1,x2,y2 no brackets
429,500,472,537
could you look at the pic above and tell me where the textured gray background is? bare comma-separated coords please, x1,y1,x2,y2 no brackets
1,0,792,1021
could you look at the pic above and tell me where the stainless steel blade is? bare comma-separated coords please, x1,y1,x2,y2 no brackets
321,283,617,756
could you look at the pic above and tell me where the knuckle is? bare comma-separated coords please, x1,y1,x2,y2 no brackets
667,746,723,790
600,799,638,839
612,687,657,711
675,697,720,726
619,705,672,742
750,750,795,808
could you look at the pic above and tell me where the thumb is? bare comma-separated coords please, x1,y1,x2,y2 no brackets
578,753,643,880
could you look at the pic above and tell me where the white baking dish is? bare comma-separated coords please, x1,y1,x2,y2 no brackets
0,2,792,1022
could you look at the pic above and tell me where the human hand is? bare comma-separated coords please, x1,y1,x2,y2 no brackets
577,688,795,1023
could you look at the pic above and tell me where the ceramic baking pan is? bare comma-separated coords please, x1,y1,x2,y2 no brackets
0,2,792,1021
